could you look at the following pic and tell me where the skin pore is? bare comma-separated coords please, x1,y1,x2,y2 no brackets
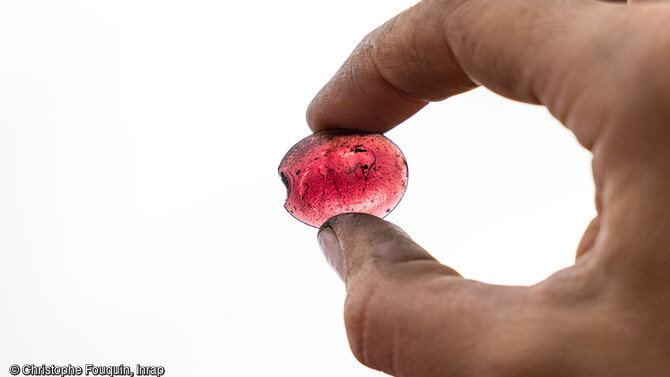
310,0,670,376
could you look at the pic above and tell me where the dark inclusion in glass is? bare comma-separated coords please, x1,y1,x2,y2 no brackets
279,130,408,227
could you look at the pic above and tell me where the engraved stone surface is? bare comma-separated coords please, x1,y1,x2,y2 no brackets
279,130,408,227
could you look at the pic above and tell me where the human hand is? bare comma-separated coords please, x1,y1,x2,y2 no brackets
308,0,670,376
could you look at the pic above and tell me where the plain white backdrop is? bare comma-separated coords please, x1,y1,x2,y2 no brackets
0,1,595,376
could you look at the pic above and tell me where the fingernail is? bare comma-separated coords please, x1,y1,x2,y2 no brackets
318,226,345,282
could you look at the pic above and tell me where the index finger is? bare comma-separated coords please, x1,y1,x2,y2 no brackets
306,0,622,140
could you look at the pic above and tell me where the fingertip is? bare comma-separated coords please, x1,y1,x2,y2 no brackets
319,213,438,284
305,44,428,134
318,223,345,281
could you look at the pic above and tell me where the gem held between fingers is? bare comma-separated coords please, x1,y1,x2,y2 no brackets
278,130,408,227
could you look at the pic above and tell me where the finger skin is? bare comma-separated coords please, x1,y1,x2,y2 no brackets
319,213,444,286
305,41,431,134
575,216,600,259
319,214,670,376
307,0,629,142
311,1,670,375
307,0,670,154
309,0,670,292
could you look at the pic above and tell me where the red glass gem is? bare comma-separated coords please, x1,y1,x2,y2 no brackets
279,130,408,227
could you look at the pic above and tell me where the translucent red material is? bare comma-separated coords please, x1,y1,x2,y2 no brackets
279,130,408,227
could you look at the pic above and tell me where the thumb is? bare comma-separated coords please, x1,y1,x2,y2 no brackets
318,213,459,285
316,213,598,376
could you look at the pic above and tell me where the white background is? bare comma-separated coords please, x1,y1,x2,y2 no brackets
0,1,595,376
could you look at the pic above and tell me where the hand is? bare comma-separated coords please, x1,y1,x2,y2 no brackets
308,0,670,376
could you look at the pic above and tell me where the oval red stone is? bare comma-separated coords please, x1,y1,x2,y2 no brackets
279,130,408,227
